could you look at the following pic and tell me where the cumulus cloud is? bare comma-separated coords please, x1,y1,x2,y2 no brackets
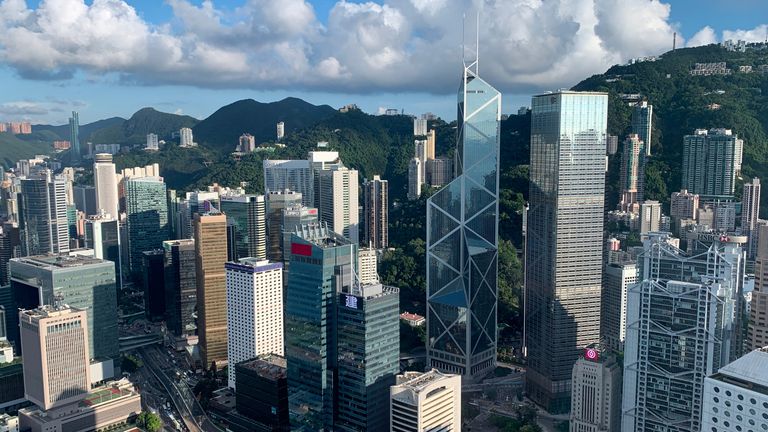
0,0,762,95
723,24,768,43
0,98,85,117
687,26,718,47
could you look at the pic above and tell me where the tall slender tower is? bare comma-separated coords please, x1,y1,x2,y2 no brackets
630,101,652,156
93,153,119,219
525,91,608,413
69,111,80,163
194,212,228,369
426,59,501,382
742,177,761,259
363,175,388,249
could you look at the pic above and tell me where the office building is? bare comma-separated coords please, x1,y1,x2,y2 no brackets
742,177,761,259
390,369,461,432
69,111,80,163
426,157,453,187
226,259,284,389
681,128,744,198
142,249,166,321
124,176,168,276
525,91,608,412
601,262,636,351
266,191,303,261
0,361,25,413
285,224,356,430
414,140,428,184
10,255,118,366
670,189,699,221
363,175,388,249
427,61,502,383
0,414,18,432
220,194,267,261
281,205,318,262
358,247,379,284
407,158,422,200
276,122,285,141
83,215,121,282
413,118,427,137
179,127,195,147
622,233,746,432
19,306,90,411
233,355,289,432
195,212,229,368
619,134,645,208
426,129,436,160
700,347,768,432
316,165,359,244
748,224,768,350
606,135,618,155
163,239,197,337
639,200,661,234
145,133,159,151
569,346,622,432
262,159,313,206
20,171,70,256
73,185,97,217
630,101,652,156
237,134,255,153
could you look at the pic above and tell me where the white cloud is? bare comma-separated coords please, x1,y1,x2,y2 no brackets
723,24,768,43
687,26,718,47
0,0,763,95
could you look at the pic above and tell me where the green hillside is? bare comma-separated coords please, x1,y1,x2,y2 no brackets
33,117,125,142
89,108,198,145
573,44,768,212
0,132,53,168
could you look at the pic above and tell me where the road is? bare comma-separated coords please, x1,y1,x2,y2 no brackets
139,345,223,432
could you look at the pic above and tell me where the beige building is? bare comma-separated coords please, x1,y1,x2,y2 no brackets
316,165,359,243
390,369,461,432
670,189,699,221
358,247,379,285
195,212,229,368
20,306,90,411
570,347,622,432
639,200,661,234
749,224,768,350
0,414,18,432
426,129,436,160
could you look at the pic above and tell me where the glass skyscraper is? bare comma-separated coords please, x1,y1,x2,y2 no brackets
426,63,501,382
525,91,608,413
220,194,267,261
125,177,169,276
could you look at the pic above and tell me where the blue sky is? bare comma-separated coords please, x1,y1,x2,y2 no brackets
0,0,766,125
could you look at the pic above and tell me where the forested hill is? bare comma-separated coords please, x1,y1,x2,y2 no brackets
572,44,768,212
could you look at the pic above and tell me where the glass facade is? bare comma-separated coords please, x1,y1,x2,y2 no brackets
285,225,356,431
163,239,197,337
221,195,267,261
426,65,501,382
525,92,608,413
125,177,169,276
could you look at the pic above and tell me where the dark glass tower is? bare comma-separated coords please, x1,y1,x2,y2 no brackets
125,177,169,277
426,61,501,382
220,194,267,261
163,239,197,337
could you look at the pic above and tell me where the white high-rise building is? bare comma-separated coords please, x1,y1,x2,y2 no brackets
413,118,428,136
226,258,284,389
570,347,622,432
601,262,637,351
407,158,422,200
358,247,378,285
639,200,661,234
701,347,768,432
415,139,427,183
93,153,119,219
276,121,285,141
179,127,195,147
316,165,359,244
262,159,313,207
390,369,461,432
146,133,159,151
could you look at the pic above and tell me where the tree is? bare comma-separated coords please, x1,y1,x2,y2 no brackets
121,354,143,373
136,412,162,432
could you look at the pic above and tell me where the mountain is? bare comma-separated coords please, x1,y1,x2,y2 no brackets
88,108,198,145
33,117,125,142
192,97,337,152
0,132,54,168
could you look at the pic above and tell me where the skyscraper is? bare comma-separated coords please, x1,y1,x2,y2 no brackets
84,214,121,283
266,191,303,261
407,158,422,200
179,127,194,147
426,129,436,160
358,247,379,285
363,175,388,249
276,122,285,141
525,91,608,412
748,224,768,350
639,200,661,234
670,189,699,221
619,134,644,209
163,239,197,338
226,258,284,389
285,224,356,430
142,249,166,321
316,165,359,244
93,153,120,219
220,194,267,261
569,346,622,432
601,262,637,351
262,160,313,207
194,212,228,369
69,111,80,163
742,177,761,259
281,205,318,262
9,255,118,366
20,171,70,256
413,118,427,137
73,185,97,216
426,61,501,383
630,101,652,156
390,369,461,432
19,305,90,411
622,233,746,432
336,283,399,432
681,128,744,198
146,133,159,151
125,176,169,276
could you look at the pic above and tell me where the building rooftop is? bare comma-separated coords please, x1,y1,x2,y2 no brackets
713,347,768,388
13,254,107,269
400,312,425,322
395,369,457,393
237,355,287,381
20,304,84,320
226,258,283,273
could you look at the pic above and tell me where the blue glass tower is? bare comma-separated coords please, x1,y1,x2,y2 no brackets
426,62,501,382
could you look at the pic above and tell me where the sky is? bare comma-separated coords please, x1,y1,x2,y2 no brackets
0,0,766,125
